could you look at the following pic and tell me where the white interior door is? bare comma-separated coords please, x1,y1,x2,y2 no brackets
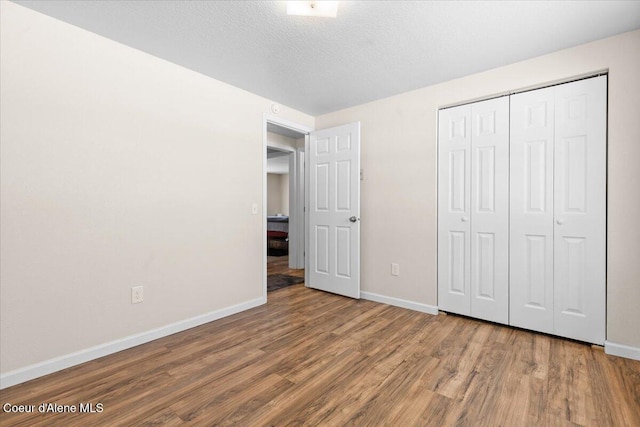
553,76,606,344
438,105,472,316
307,122,360,298
470,97,510,324
510,86,556,334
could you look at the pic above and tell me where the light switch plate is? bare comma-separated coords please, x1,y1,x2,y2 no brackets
131,286,143,304
391,263,400,276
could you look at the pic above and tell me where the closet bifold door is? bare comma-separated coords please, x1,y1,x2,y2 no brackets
510,76,606,344
438,104,472,316
470,97,509,324
509,86,556,335
438,97,509,323
553,76,606,344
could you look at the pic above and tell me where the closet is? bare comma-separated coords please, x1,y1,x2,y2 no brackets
437,75,607,345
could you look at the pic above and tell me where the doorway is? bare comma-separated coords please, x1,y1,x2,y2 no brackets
263,117,311,297
263,117,362,300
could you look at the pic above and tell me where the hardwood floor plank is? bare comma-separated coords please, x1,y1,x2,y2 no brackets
239,348,369,426
598,353,640,426
173,373,292,425
137,408,184,427
0,344,172,404
435,331,511,425
1,284,639,427
342,355,443,426
415,392,456,427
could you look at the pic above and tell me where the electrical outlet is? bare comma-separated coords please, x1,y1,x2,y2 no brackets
131,286,143,304
391,263,400,276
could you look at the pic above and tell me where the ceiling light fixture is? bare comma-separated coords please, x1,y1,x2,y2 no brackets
287,1,339,18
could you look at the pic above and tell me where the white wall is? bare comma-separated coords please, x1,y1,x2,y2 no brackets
0,2,313,379
266,131,294,216
267,174,282,215
266,173,290,216
316,30,640,350
280,173,290,216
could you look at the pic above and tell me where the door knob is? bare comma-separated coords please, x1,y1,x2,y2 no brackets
461,217,468,222
349,216,359,223
557,219,565,225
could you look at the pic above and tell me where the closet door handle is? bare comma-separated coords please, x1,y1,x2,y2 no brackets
556,219,565,225
461,217,469,222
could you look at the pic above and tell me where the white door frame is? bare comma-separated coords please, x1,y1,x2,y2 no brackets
262,114,313,299
293,147,306,269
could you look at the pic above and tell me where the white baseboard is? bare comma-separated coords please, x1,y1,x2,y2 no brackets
361,291,439,315
0,296,266,390
604,341,640,361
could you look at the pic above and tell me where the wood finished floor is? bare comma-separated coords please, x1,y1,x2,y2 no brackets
266,255,303,280
1,262,639,426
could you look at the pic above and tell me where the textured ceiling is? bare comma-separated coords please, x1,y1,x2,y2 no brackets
14,1,640,115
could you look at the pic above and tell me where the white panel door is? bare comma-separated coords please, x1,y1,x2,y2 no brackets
553,76,606,344
510,86,556,334
470,97,510,324
307,122,360,299
438,104,472,316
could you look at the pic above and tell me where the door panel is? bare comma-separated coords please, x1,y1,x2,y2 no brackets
558,236,586,315
336,226,351,278
449,231,467,294
308,122,360,299
476,232,496,298
438,105,471,315
476,146,495,212
470,97,509,324
553,76,606,344
510,87,555,334
336,161,351,210
524,139,548,212
315,226,329,274
524,234,549,308
449,150,467,212
315,163,329,210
